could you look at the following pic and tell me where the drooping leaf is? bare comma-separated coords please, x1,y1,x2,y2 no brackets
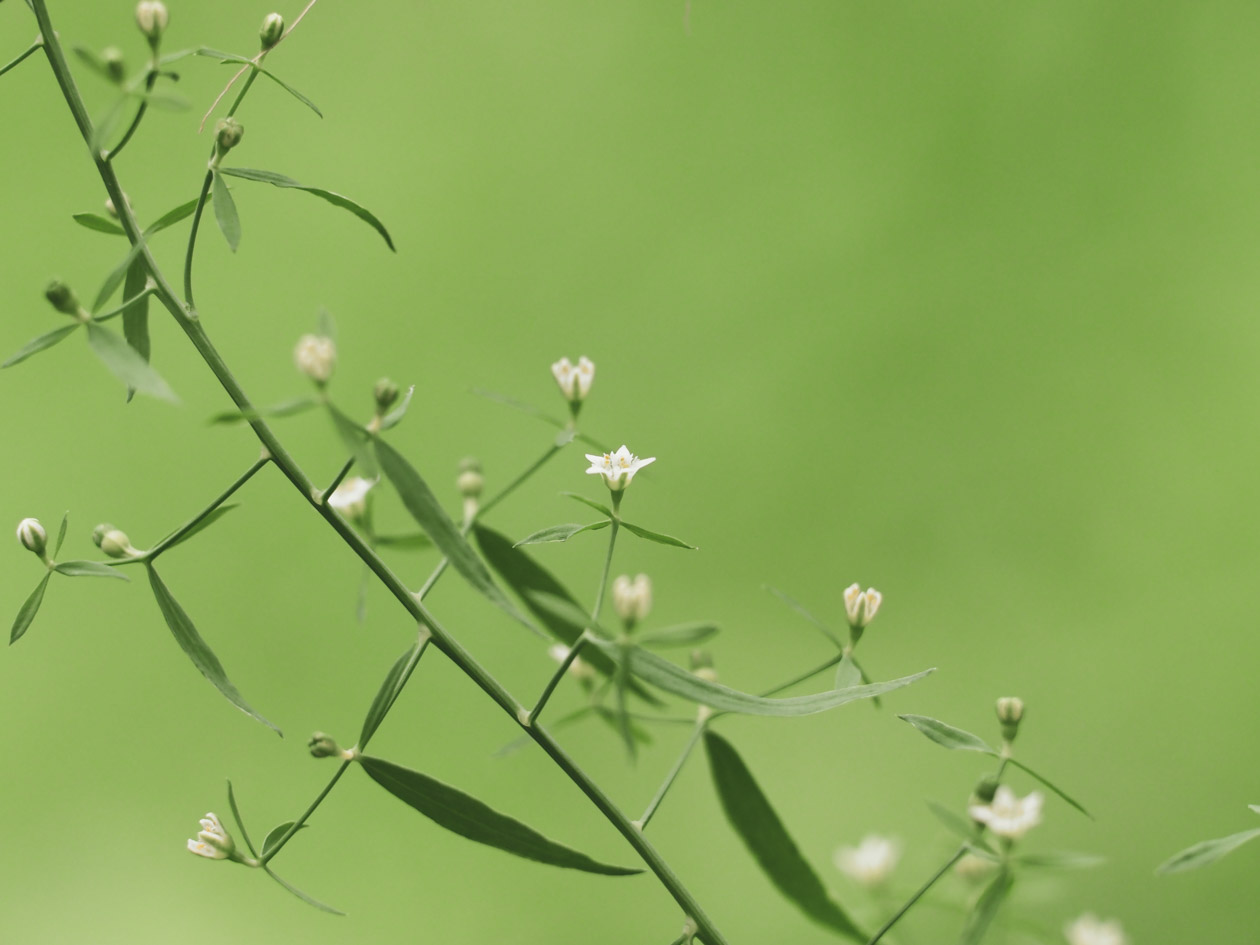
219,167,394,250
327,403,376,477
559,491,614,518
1006,758,1091,819
261,821,306,858
620,520,697,550
72,46,122,83
211,172,241,252
586,636,933,717
2,324,80,369
54,512,69,557
638,622,720,649
373,532,433,550
958,868,1013,945
514,521,610,547
360,642,421,747
1156,827,1260,875
85,323,177,401
208,396,318,424
10,574,51,645
379,384,415,431
704,731,864,940
73,212,125,235
53,560,129,580
898,715,996,754
121,256,151,403
146,565,279,733
359,755,641,875
1014,851,1105,870
158,505,239,552
374,438,528,629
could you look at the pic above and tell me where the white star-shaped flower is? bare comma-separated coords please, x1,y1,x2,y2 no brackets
585,445,655,492
968,786,1044,840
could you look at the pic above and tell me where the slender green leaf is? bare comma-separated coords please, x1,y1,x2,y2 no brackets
379,384,415,430
73,46,121,83
211,172,241,252
899,715,997,754
195,48,323,118
10,574,51,645
1157,827,1260,875
588,636,933,717
470,388,606,450
261,821,306,857
704,731,864,940
2,324,80,369
54,512,69,557
374,438,528,629
53,560,129,580
208,396,317,424
225,780,258,856
560,492,614,518
360,643,418,747
219,167,394,250
263,865,344,915
958,868,1013,945
327,403,376,476
514,521,610,547
1014,851,1105,870
639,622,720,649
373,532,433,550
121,256,151,403
1006,758,1092,819
360,755,641,875
146,566,279,733
93,238,146,312
765,585,845,648
160,505,239,551
592,706,653,748
620,520,697,550
85,323,177,401
73,212,125,235
145,198,199,235
926,801,982,843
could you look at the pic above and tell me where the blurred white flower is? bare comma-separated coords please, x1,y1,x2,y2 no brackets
186,812,234,860
327,476,375,519
551,356,595,402
294,334,336,384
834,835,900,887
969,786,1044,840
1064,914,1127,945
996,696,1025,724
585,446,655,492
548,644,595,681
843,584,882,629
613,574,652,624
135,1,169,40
954,851,998,883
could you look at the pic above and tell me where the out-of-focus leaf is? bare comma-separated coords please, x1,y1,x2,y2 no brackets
146,566,279,733
620,520,696,550
262,865,344,915
10,574,51,645
898,715,996,753
219,167,394,250
327,403,376,477
638,622,720,649
958,868,1013,945
1157,827,1260,875
926,801,982,843
360,755,641,875
211,172,241,252
559,492,613,518
379,384,415,431
765,585,845,648
53,512,69,557
612,647,636,761
93,238,146,312
592,706,653,748
2,324,80,369
1014,851,1105,870
85,323,177,401
73,212,125,235
704,731,864,940
208,397,317,424
469,389,606,450
53,560,128,580
121,256,150,403
514,521,610,547
835,654,861,689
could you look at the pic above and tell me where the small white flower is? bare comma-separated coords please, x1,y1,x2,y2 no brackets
327,476,375,519
585,445,655,492
187,812,234,860
843,583,882,629
968,786,1044,840
1064,914,1127,945
548,644,595,681
953,851,998,883
834,835,900,888
612,574,652,624
16,518,47,556
551,356,595,402
294,334,336,384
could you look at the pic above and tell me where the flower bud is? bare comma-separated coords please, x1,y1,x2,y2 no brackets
456,458,484,499
970,774,999,807
259,12,285,50
612,573,652,626
16,518,47,556
373,377,400,413
44,280,81,316
294,333,335,384
551,355,595,404
93,524,134,559
213,117,244,161
186,812,236,860
135,2,169,45
102,47,125,83
995,696,1024,743
842,583,882,633
308,731,342,758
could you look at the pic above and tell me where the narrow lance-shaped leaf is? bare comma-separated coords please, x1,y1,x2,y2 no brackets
1006,758,1092,819
586,635,933,718
85,323,177,402
372,532,433,550
261,821,306,858
560,491,614,518
208,396,318,424
638,622,720,649
53,560,129,580
2,324,80,369
359,755,641,876
514,521,610,547
704,731,865,940
379,384,415,430
374,439,530,630
327,403,376,477
196,48,323,118
263,865,344,915
146,198,199,235
620,519,697,550
1014,851,1105,870
470,389,607,451
10,574,51,645
146,566,280,734
1157,827,1260,875
93,237,146,312
72,212,126,235
360,641,421,747
54,512,69,557
211,172,241,253
121,255,150,403
835,654,861,690
219,167,394,251
899,714,997,753
765,584,845,648
958,868,1014,945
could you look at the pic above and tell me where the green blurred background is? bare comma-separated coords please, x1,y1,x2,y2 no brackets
3,1,1258,942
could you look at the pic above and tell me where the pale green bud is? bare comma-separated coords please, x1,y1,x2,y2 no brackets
457,458,484,500
102,47,125,83
93,524,134,559
44,280,80,316
308,732,341,758
16,518,47,556
214,117,244,159
373,377,400,412
259,12,285,50
995,696,1024,743
135,2,169,45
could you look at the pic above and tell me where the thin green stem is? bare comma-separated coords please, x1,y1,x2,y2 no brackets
321,456,355,502
592,517,621,621
759,652,844,698
92,286,156,323
182,169,213,307
866,844,968,945
105,66,156,161
0,40,42,79
638,720,706,830
32,6,729,941
530,632,589,724
148,455,270,559
476,441,563,519
258,760,352,866
225,68,260,119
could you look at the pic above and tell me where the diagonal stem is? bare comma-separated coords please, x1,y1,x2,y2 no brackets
638,720,707,830
148,455,271,559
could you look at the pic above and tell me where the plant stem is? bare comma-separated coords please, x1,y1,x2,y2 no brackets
476,441,564,519
148,455,270,559
321,456,355,502
592,517,621,621
759,652,844,698
31,6,730,941
106,66,156,161
92,286,155,323
530,633,588,724
866,844,968,945
0,40,42,79
259,759,353,866
638,720,706,830
182,169,213,307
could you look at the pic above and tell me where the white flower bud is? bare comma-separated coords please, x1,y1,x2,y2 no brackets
842,583,882,630
135,2,169,44
612,574,652,625
834,835,900,888
551,355,595,403
92,523,135,559
294,334,336,384
548,644,595,682
16,518,47,556
995,696,1024,725
327,477,374,520
584,446,655,492
1064,914,1127,945
259,12,285,50
186,812,235,860
457,458,484,499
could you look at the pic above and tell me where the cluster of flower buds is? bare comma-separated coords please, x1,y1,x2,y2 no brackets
995,695,1024,745
135,2,169,48
327,477,374,520
93,523,137,559
612,573,652,628
16,518,47,558
551,356,594,413
294,333,335,384
259,12,285,50
968,784,1043,842
834,834,900,888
